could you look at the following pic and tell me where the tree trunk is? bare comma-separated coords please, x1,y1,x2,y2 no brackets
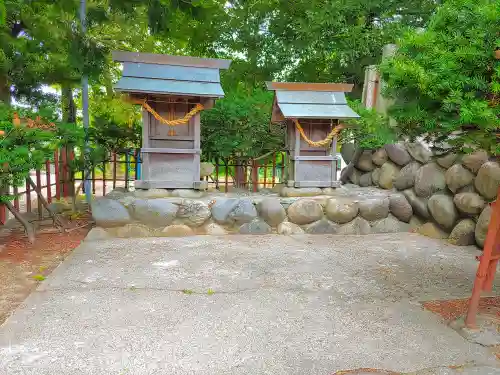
27,176,68,231
60,85,77,198
0,74,11,104
340,147,364,184
4,200,35,244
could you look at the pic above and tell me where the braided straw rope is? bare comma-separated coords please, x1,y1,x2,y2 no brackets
134,100,204,126
293,119,344,147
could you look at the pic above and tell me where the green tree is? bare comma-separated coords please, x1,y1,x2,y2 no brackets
380,0,500,155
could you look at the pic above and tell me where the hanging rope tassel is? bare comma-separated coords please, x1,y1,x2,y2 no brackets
293,119,344,147
132,99,204,126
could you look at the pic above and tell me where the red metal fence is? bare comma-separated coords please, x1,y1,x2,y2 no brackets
0,149,287,225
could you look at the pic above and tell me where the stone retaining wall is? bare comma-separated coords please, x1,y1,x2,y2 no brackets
89,186,415,240
342,143,499,247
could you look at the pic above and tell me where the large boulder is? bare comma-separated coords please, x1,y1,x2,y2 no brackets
211,198,240,224
349,168,362,185
176,199,211,227
403,189,430,219
372,148,388,166
277,222,305,235
436,153,459,169
406,142,432,163
359,172,373,187
474,161,500,200
453,193,486,215
325,198,359,224
409,216,424,232
427,194,458,230
393,162,421,191
239,218,272,234
203,223,228,235
134,188,170,199
200,162,215,178
371,168,381,186
337,217,371,235
91,198,131,228
161,224,194,237
287,199,323,225
228,199,258,224
116,224,151,238
457,185,477,194
449,219,476,246
130,199,178,227
371,215,410,233
356,150,375,172
280,187,323,197
257,198,286,227
445,164,474,193
414,163,446,198
341,143,356,164
171,189,205,199
475,205,492,248
358,197,390,221
384,144,412,166
462,150,489,174
418,222,449,239
304,219,339,234
378,162,401,189
389,193,413,223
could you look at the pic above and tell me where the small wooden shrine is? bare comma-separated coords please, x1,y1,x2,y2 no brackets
113,51,231,190
267,82,360,188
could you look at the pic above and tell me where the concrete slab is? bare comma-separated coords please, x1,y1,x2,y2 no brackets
0,234,499,375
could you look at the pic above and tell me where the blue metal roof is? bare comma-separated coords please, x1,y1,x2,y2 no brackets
113,52,230,98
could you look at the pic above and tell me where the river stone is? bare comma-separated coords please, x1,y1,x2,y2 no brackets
359,172,373,187
211,198,240,224
341,142,356,164
378,162,401,189
176,199,211,227
280,187,323,197
403,189,430,219
325,198,358,224
116,224,151,238
371,215,410,233
475,162,500,200
200,162,215,178
462,150,489,174
277,222,304,235
239,218,272,234
228,199,258,224
414,163,446,198
445,164,474,193
371,168,381,186
118,195,137,208
409,216,424,232
453,193,486,215
406,142,432,163
304,219,339,234
389,193,412,223
356,150,375,172
171,189,205,199
134,188,170,199
85,227,111,241
105,189,127,200
449,219,476,246
91,198,131,228
203,223,227,235
257,198,286,226
457,185,476,194
437,153,459,169
349,168,362,185
372,148,388,166
385,143,412,166
337,217,371,235
393,162,421,191
287,199,323,225
418,222,449,239
130,199,178,227
161,224,194,237
475,205,492,248
358,197,390,221
427,194,458,230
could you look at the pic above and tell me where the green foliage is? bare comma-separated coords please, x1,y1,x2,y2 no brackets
380,0,500,155
201,87,284,161
343,99,396,149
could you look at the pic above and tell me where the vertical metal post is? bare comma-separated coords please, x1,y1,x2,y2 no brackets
80,0,91,204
